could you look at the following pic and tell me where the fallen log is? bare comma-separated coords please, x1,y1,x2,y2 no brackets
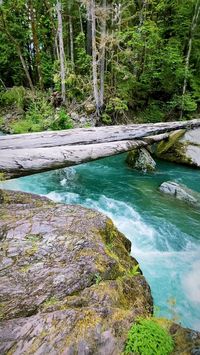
1,119,200,179
0,140,148,179
0,119,200,150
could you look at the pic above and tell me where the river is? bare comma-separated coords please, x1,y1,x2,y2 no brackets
1,154,200,330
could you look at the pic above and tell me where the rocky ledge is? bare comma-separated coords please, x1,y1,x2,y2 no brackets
0,190,200,354
154,128,200,168
0,189,152,354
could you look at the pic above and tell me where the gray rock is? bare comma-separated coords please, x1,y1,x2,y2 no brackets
84,103,96,114
159,181,200,208
0,189,153,354
126,148,156,172
154,128,200,168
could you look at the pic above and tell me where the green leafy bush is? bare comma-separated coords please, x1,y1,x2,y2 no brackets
124,318,174,355
0,86,27,109
50,109,73,130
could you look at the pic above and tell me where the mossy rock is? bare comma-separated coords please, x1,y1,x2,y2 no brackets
0,189,153,354
154,128,200,167
126,148,156,172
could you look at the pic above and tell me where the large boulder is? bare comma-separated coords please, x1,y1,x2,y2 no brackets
0,190,200,354
0,189,153,354
154,128,200,167
159,181,200,208
126,148,156,172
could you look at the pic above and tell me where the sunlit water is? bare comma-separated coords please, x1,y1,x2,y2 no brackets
1,154,200,330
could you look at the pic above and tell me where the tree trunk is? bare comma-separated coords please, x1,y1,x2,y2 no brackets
18,50,35,91
181,0,200,118
0,9,34,90
99,0,106,109
69,16,74,68
91,0,100,113
28,0,44,89
43,0,59,60
86,2,92,55
56,0,66,104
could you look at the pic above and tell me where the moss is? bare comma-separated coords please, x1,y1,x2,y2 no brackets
63,310,102,348
156,129,186,155
157,142,192,165
155,130,194,166
0,303,5,320
20,265,31,273
25,244,38,256
0,172,6,181
126,149,139,168
25,234,43,242
42,296,59,309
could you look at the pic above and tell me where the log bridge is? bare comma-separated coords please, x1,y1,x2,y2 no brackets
1,119,200,180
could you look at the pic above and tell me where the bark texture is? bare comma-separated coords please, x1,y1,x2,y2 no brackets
0,119,200,179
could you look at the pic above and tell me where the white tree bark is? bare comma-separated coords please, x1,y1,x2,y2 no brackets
69,16,74,68
1,119,200,179
91,0,100,112
99,0,106,109
181,0,200,117
56,1,66,104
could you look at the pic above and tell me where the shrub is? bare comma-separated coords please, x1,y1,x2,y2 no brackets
0,86,27,109
124,318,174,355
49,109,73,130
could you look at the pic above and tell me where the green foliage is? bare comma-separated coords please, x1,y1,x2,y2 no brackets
0,86,27,109
101,113,112,125
1,0,200,123
127,264,140,277
138,102,166,123
50,109,73,130
124,318,174,355
75,32,91,74
94,273,102,285
0,116,5,129
10,92,73,133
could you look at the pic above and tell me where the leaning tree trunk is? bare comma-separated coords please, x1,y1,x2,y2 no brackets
0,9,34,90
56,0,66,104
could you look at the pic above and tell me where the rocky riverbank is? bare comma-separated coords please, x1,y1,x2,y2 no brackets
0,189,152,354
0,189,200,354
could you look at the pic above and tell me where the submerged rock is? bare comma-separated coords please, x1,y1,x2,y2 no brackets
126,148,156,172
0,189,153,354
159,181,200,208
154,128,200,168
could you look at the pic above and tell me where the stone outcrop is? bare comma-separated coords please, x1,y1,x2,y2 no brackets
154,128,200,167
155,319,200,355
159,181,200,208
0,190,200,354
0,189,153,354
126,148,156,172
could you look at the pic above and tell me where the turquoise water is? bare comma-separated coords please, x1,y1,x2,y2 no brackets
1,154,200,330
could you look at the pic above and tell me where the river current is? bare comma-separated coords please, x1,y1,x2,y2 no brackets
1,154,200,330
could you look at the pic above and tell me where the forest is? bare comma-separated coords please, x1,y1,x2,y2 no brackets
1,2,200,353
0,0,200,133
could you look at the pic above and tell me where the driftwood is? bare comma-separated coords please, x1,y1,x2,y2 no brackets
0,119,200,179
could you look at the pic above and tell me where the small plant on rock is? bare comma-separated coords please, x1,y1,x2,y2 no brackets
124,318,174,355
